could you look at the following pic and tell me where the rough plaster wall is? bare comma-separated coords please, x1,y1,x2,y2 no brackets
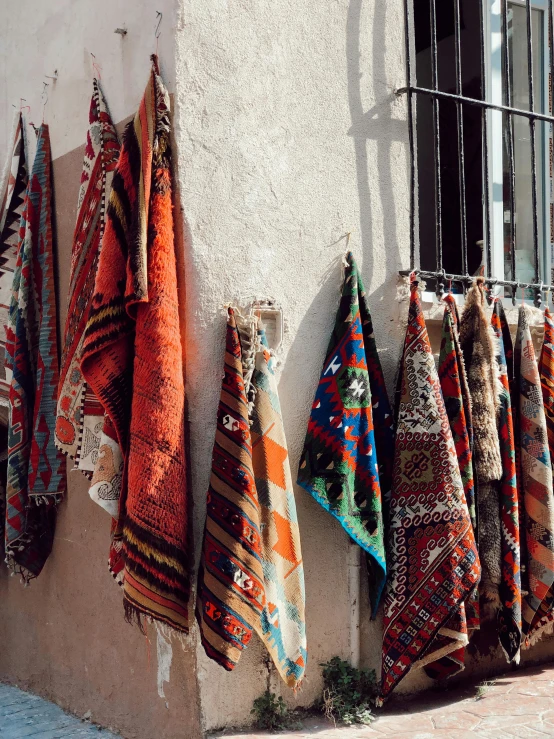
0,2,202,738
0,0,177,165
174,0,410,730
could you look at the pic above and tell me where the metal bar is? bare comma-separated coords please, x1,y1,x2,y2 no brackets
544,0,554,292
455,0,468,279
479,0,492,282
550,0,554,115
396,85,554,123
526,0,541,305
403,0,416,270
502,0,517,300
399,267,552,292
429,0,443,289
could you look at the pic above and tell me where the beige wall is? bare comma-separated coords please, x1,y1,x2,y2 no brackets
1,1,554,738
174,0,412,730
0,2,202,738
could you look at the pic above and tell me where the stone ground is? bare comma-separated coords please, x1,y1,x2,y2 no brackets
0,683,119,738
3,664,554,737
211,663,554,739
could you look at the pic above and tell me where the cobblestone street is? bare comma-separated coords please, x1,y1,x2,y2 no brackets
212,664,554,739
3,663,554,737
0,683,119,738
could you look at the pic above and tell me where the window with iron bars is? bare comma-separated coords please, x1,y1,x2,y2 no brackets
399,0,554,307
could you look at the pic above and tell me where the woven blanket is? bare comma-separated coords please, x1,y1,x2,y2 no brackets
55,80,120,482
81,56,190,631
525,306,554,645
4,124,66,580
0,114,28,547
424,295,478,681
197,308,307,687
380,278,480,702
440,295,476,532
297,253,387,613
492,300,522,662
0,114,27,413
514,305,554,638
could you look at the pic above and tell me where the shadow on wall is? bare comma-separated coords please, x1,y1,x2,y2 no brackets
346,0,409,386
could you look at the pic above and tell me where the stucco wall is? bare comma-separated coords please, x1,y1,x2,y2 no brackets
0,2,202,739
173,0,411,730
2,1,554,738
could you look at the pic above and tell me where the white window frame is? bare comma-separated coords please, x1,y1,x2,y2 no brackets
486,0,551,299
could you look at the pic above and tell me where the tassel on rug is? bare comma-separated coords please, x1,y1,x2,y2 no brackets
379,277,480,703
5,124,66,580
196,307,307,688
81,56,190,631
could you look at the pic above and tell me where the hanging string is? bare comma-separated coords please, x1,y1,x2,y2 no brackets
91,53,102,81
155,11,162,56
41,82,49,124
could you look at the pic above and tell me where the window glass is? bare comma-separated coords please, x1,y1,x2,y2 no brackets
503,4,544,287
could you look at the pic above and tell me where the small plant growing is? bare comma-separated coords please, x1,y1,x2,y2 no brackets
251,690,298,731
320,656,377,726
475,678,497,701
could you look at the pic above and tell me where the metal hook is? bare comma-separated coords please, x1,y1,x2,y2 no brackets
155,11,162,38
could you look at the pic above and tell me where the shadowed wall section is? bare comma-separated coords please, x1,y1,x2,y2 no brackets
0,119,202,739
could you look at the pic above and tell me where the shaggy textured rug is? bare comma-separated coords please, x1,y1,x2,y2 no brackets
197,307,306,688
460,279,503,619
297,252,389,614
55,79,120,482
492,300,522,662
514,305,554,638
81,56,190,632
380,278,480,702
5,124,66,580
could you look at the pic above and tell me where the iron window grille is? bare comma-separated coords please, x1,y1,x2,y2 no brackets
398,0,554,307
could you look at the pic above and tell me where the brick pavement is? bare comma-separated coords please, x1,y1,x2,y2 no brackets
2,663,554,737
0,682,119,738
211,663,554,739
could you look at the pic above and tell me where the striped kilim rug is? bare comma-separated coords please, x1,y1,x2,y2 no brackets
515,305,554,640
525,306,554,645
82,56,190,631
0,113,28,547
55,79,120,486
491,300,522,662
197,307,306,687
5,123,66,580
0,114,27,413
